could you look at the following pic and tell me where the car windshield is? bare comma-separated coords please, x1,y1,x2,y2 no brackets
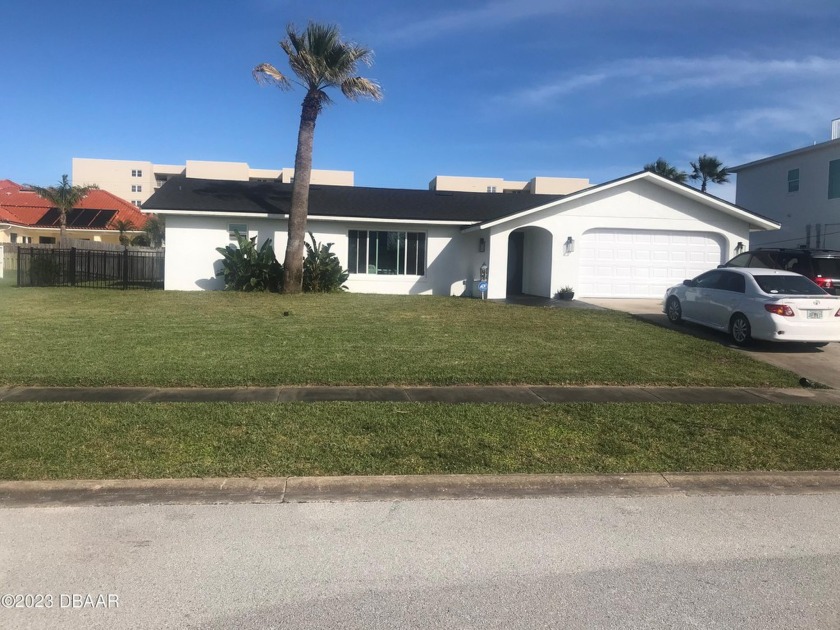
812,258,840,278
754,275,827,295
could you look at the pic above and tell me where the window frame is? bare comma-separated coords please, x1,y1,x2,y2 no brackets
829,159,840,200
347,229,427,276
787,168,799,193
228,223,248,242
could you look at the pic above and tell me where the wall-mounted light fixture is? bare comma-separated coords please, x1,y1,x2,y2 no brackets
478,237,486,253
564,236,575,255
735,241,745,255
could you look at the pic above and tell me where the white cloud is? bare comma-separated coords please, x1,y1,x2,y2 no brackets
498,55,840,108
378,0,577,44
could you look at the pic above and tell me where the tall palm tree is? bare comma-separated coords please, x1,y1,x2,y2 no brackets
644,158,688,184
29,175,98,244
690,154,729,193
253,22,382,293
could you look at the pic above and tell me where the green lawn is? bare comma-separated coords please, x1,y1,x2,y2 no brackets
0,287,797,387
0,402,836,479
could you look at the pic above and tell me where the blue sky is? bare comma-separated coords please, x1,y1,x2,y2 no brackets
3,0,839,201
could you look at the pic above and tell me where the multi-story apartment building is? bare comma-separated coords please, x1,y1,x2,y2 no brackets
71,158,356,207
731,119,840,249
429,175,590,195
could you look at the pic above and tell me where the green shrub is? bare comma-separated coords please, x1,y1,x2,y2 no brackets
215,232,283,292
303,232,349,292
30,254,62,286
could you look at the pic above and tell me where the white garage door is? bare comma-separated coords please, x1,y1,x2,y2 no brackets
578,229,723,298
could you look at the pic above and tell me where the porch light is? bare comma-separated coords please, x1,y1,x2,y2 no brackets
564,236,575,255
735,241,745,255
478,237,486,253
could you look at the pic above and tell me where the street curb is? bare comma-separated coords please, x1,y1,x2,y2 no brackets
0,471,838,508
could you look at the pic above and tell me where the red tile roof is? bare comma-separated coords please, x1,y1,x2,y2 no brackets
0,180,148,230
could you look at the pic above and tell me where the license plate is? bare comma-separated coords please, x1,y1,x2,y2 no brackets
807,310,823,319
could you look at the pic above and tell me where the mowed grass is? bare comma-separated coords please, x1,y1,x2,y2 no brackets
0,402,836,480
0,287,798,387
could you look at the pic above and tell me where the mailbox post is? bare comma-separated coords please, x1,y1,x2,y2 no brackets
478,262,488,299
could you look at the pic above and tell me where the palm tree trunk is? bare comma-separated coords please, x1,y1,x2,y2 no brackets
59,210,68,245
283,93,319,294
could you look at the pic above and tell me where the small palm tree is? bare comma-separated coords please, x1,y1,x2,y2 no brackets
690,154,729,193
254,22,382,293
644,158,688,184
142,215,165,248
113,219,137,246
29,175,98,244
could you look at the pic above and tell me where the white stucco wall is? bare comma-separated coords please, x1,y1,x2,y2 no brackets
481,179,752,299
163,177,764,299
734,140,840,249
164,214,483,295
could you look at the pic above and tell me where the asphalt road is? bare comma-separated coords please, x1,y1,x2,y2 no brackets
1,494,838,629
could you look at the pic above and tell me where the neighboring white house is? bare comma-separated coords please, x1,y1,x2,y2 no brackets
731,121,840,250
143,172,779,299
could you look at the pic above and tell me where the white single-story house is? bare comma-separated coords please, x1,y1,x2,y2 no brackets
143,171,780,299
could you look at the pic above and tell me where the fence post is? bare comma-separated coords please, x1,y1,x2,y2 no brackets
69,247,76,287
123,248,129,290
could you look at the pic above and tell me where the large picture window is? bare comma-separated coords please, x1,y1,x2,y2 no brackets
348,230,426,275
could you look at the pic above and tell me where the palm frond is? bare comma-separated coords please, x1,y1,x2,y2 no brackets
340,76,382,101
252,63,291,89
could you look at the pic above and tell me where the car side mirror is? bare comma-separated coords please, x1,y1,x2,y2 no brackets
682,279,694,287
716,264,724,268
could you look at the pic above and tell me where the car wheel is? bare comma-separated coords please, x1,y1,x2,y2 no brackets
666,297,683,324
730,313,752,346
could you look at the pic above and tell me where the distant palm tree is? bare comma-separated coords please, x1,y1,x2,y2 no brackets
113,219,137,246
644,158,688,184
690,154,729,192
142,215,165,248
253,22,382,293
29,175,98,244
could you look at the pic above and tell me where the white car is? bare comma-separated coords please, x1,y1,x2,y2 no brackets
663,268,840,346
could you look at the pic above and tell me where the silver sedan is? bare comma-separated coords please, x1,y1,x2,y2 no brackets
663,268,840,346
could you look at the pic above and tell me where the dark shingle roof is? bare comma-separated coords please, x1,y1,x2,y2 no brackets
143,176,564,224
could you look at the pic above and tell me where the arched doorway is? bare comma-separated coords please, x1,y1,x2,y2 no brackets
506,227,553,297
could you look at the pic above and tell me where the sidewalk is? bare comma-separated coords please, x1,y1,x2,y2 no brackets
1,384,839,404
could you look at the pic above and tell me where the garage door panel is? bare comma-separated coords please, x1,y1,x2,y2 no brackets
578,229,723,298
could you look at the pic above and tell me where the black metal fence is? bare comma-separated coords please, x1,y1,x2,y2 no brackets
16,246,164,290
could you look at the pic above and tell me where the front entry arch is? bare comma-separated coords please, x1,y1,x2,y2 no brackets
506,227,553,297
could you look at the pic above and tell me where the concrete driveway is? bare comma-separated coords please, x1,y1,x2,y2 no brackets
584,298,840,389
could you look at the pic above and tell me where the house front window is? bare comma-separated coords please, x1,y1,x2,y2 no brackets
829,159,840,200
348,230,426,275
228,223,248,241
787,168,799,193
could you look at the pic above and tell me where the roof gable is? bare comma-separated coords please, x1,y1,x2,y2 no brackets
468,171,779,232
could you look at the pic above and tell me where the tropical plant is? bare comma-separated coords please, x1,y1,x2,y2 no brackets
113,219,136,246
130,233,151,247
142,215,165,248
28,175,98,244
253,22,382,294
554,286,575,300
644,158,688,184
215,232,283,292
302,232,349,292
690,154,729,192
